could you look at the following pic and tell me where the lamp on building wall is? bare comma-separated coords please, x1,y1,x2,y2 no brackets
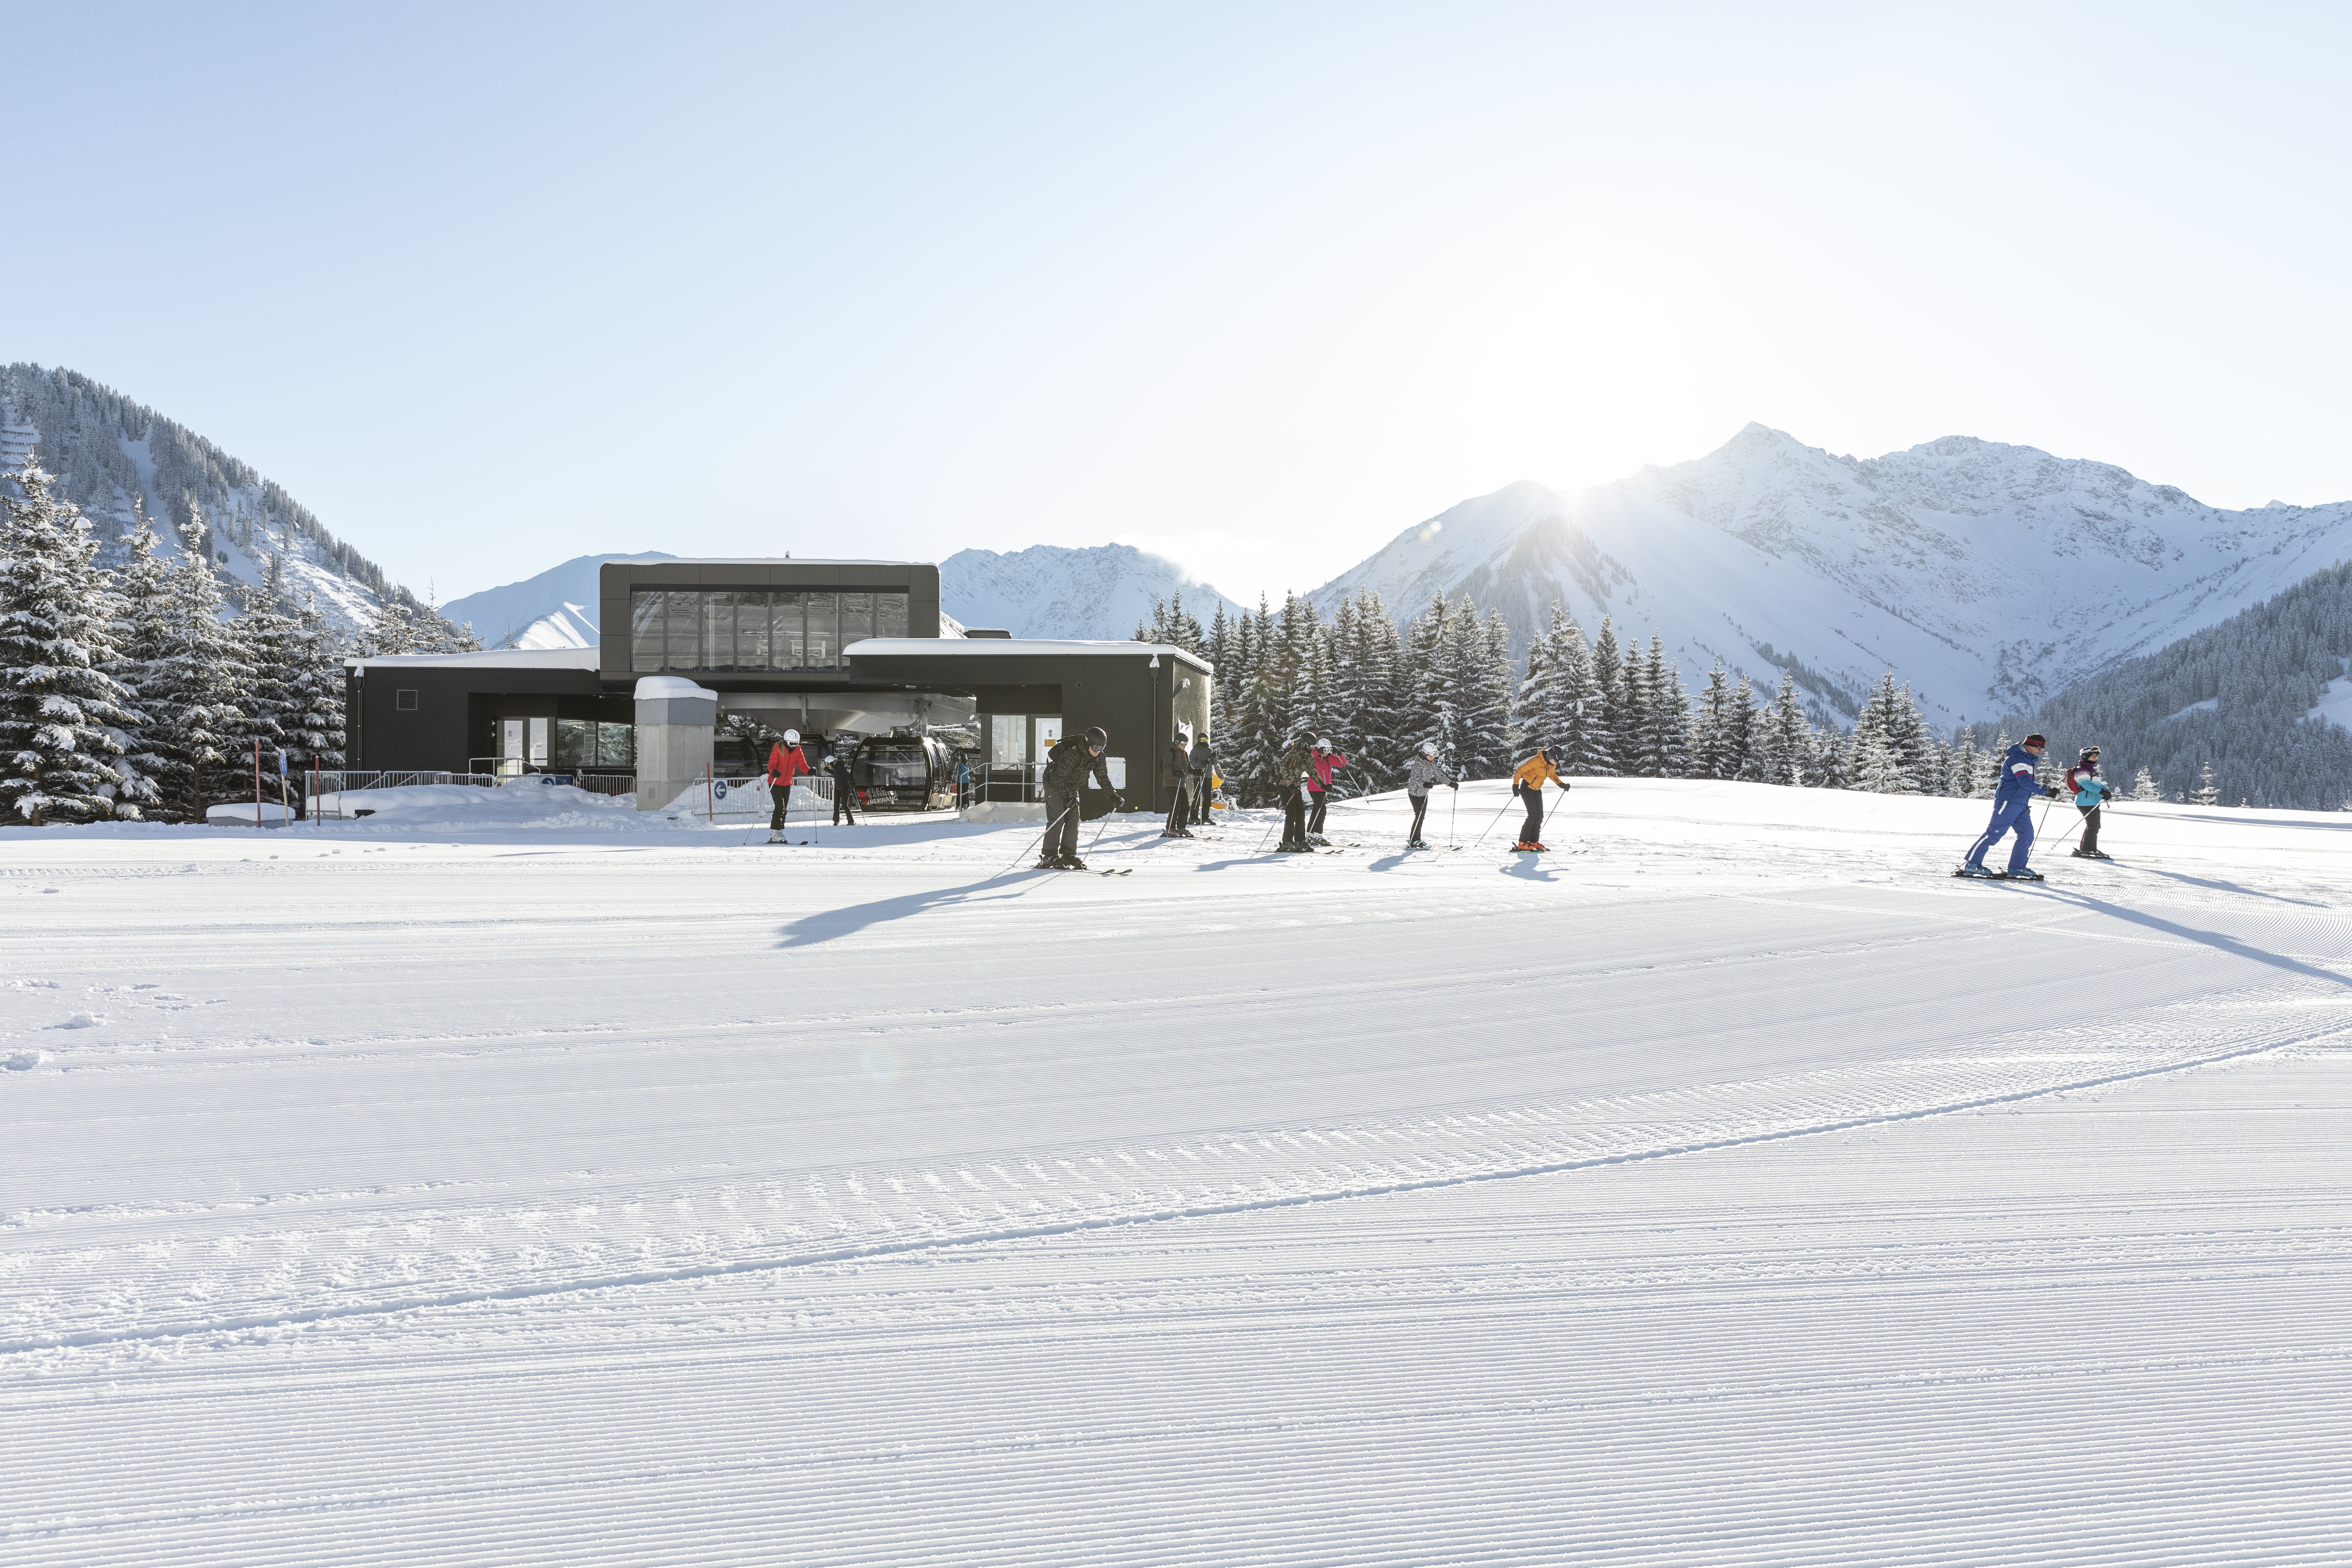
1148,653,1160,669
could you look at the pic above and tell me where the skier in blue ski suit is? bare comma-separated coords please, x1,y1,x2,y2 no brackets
1965,734,2055,875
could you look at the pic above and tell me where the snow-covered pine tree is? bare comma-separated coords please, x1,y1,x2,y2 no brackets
1402,591,1455,765
2131,765,2160,802
0,463,147,822
1692,660,1732,779
1657,657,1693,780
281,594,347,771
1541,606,1591,773
1207,602,1237,742
1511,625,1550,766
124,512,255,821
2192,761,2219,806
1460,607,1514,778
1639,637,1687,778
1287,621,1336,755
1619,634,1657,777
1165,590,1206,661
1224,595,1290,804
1847,723,1900,793
234,553,299,771
366,596,421,656
1813,723,1848,790
1726,672,1760,780
104,507,172,805
1580,617,1623,776
1889,680,1935,791
1762,671,1810,786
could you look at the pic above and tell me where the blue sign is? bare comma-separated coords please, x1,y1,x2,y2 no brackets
713,780,729,799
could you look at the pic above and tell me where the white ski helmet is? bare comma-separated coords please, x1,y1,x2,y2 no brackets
783,728,800,745
1421,741,1438,758
1317,737,1333,750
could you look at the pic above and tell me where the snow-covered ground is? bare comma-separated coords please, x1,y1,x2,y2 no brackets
6,779,2352,1565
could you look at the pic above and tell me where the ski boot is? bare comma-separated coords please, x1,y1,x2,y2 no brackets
1406,838,1427,849
1511,841,1542,853
1062,855,1089,871
2003,867,2046,882
1307,833,1331,847
1953,862,2000,878
768,831,785,844
2071,847,2111,860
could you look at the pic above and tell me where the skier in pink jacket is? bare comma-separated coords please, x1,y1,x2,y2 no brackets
1306,739,1347,844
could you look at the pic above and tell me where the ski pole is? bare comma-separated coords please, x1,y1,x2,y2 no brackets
998,805,1074,877
1253,792,1287,855
1448,784,1458,848
1467,789,1519,854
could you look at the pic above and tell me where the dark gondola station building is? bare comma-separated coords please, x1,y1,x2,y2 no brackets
345,559,1212,817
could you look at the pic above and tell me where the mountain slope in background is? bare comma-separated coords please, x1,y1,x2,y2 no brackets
441,553,676,649
2,364,420,637
1312,425,2352,729
940,543,1244,639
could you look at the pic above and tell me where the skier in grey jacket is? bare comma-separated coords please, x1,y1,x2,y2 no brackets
1403,741,1457,848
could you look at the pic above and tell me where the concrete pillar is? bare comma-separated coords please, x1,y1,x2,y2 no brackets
634,677,718,811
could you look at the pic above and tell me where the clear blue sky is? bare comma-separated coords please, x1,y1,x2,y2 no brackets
10,2,2349,606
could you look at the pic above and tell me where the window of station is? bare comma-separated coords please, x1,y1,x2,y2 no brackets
629,588,910,673
555,719,634,769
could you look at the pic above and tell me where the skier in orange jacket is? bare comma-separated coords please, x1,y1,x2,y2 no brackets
1509,746,1567,852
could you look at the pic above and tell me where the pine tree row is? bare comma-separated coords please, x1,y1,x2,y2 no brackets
0,463,380,824
1143,589,2021,805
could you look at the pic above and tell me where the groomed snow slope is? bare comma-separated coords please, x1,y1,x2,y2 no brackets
6,783,2352,1564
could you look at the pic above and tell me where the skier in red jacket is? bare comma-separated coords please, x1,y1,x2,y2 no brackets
1306,739,1347,844
766,730,810,844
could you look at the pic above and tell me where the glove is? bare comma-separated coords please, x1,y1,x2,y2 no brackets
1113,794,1126,811
2044,786,2062,799
1448,781,1458,791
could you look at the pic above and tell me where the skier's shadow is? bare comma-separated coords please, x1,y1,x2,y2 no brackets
773,874,1049,948
2114,864,2328,909
2033,888,2352,990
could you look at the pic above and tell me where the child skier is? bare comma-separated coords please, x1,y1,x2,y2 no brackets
1960,733,2055,880
1403,740,1457,848
766,729,811,844
1509,745,1567,851
2066,745,2112,859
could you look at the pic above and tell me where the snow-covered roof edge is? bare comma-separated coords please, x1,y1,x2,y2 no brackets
845,637,1212,673
346,648,602,672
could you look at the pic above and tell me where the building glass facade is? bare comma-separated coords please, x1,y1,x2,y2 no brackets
630,588,911,674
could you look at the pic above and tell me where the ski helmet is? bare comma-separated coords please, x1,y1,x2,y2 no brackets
2080,745,2100,760
1421,741,1438,757
783,728,800,745
2023,733,2047,748
1317,737,1332,750
1085,726,1107,749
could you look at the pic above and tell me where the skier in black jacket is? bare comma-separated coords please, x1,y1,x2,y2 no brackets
1162,728,1195,839
824,745,858,825
1039,727,1121,869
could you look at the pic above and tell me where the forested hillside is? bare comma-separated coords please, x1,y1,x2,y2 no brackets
2,364,440,638
2003,559,2352,809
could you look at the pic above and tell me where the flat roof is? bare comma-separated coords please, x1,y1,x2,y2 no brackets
846,637,1213,673
347,648,602,672
616,558,931,568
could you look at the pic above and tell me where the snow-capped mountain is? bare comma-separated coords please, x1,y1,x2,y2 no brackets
440,553,676,649
1311,425,2352,729
940,543,1244,639
2,364,422,638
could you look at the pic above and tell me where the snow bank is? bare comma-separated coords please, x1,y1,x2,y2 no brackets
205,802,299,825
